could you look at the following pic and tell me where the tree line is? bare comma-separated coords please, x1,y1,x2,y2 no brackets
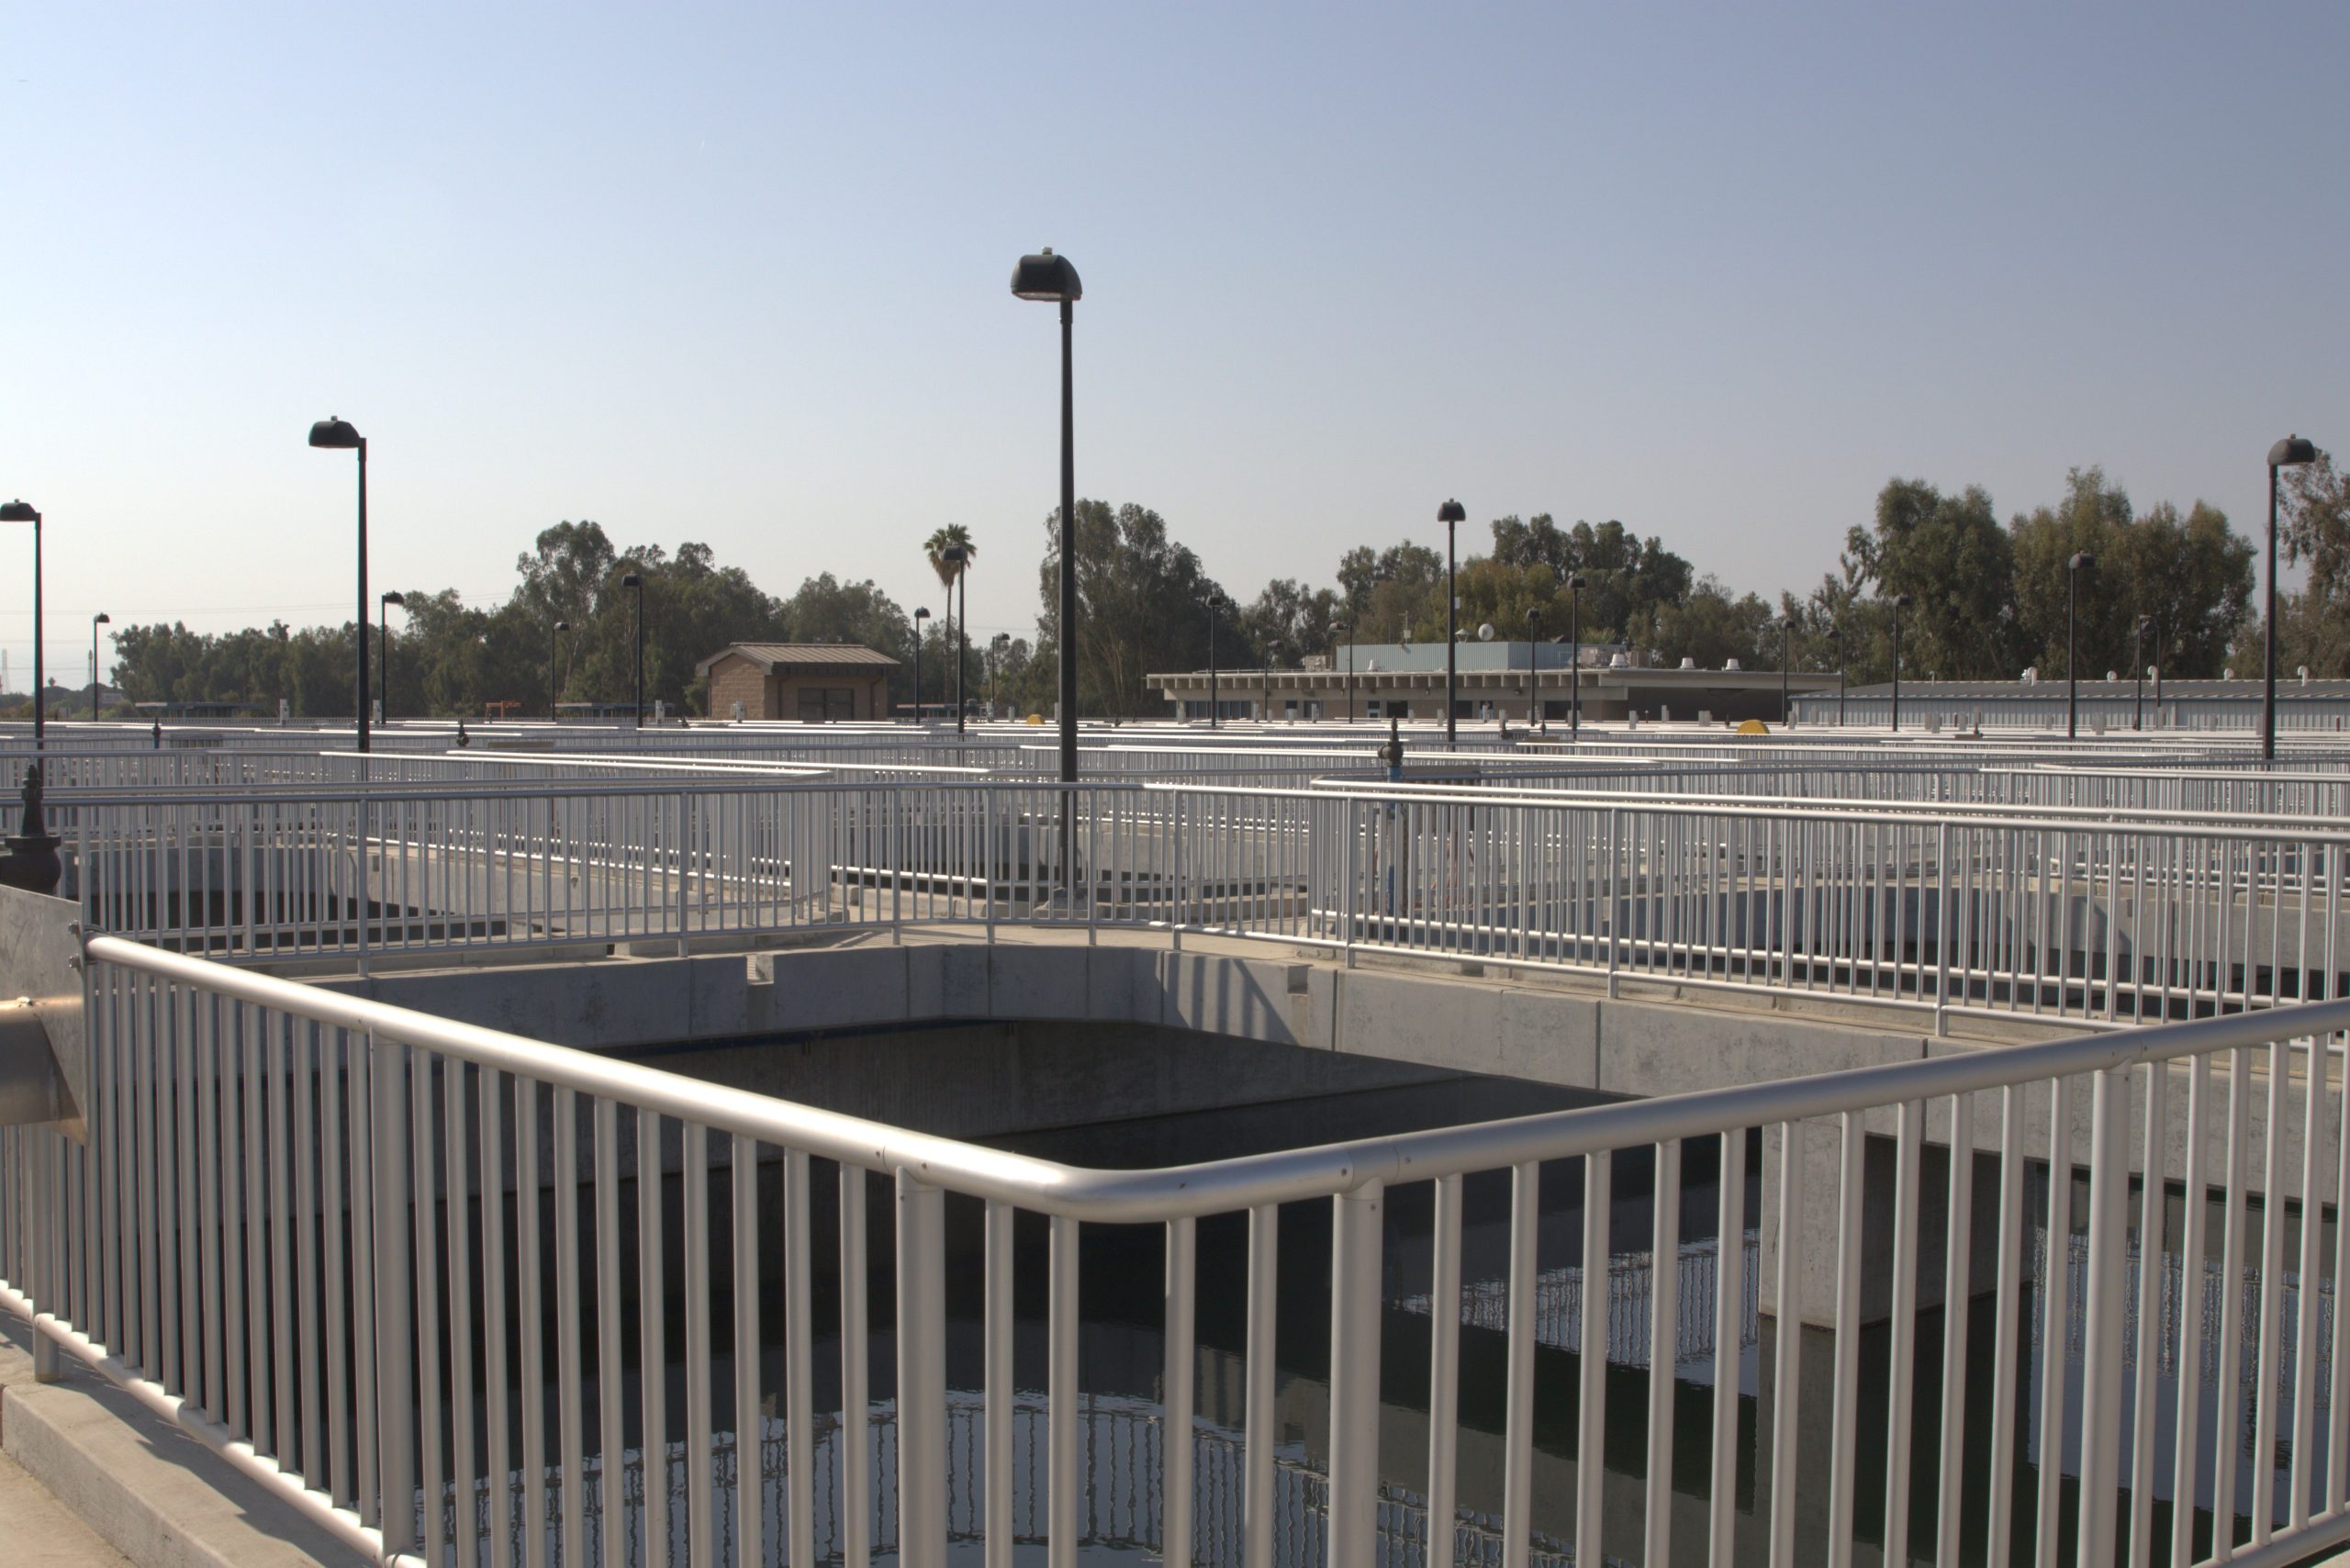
90,455,2337,721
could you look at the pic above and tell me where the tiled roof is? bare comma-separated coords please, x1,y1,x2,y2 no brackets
695,643,901,676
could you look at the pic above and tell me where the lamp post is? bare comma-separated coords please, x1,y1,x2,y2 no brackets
378,591,405,723
912,606,930,722
2065,553,2096,740
2132,616,2151,732
1525,607,1544,729
1889,594,1913,732
0,501,48,755
2266,434,2321,760
941,544,969,735
621,571,644,727
1566,574,1586,739
1830,623,1846,724
1010,247,1082,787
1438,498,1465,746
90,612,109,720
1779,615,1796,726
550,621,570,720
1337,620,1356,722
307,417,370,752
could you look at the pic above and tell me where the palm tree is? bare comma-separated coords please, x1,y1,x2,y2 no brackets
924,526,975,716
923,525,975,590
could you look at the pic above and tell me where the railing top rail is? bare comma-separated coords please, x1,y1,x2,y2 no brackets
1169,778,2350,843
81,934,2350,1224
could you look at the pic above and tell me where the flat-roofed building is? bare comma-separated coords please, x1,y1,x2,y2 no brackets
696,642,900,722
1149,641,1837,723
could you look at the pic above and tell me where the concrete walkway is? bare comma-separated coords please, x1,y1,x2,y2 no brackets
0,1449,131,1567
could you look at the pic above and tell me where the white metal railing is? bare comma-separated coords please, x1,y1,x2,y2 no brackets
2,938,2348,1564
46,778,2350,1033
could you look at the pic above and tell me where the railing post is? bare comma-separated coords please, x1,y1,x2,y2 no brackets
2074,1061,2129,1567
1342,797,1357,969
1326,1179,1385,1567
1169,790,1184,953
895,1170,947,1568
1931,821,1952,1036
1606,807,1621,997
370,1031,416,1558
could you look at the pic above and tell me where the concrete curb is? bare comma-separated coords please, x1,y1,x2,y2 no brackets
0,1313,363,1568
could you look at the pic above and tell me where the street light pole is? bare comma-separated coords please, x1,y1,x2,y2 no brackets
1207,596,1222,728
1526,607,1543,730
1010,248,1083,786
2066,552,2096,740
621,571,644,727
2266,435,2320,761
379,591,405,724
550,621,570,720
91,612,109,720
2132,616,2150,732
941,545,969,736
1779,616,1794,726
0,503,39,753
307,418,369,751
1438,499,1465,747
1567,574,1585,740
1832,624,1846,724
912,606,930,723
1889,594,1913,733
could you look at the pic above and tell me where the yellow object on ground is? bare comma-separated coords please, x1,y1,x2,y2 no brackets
1737,719,1771,734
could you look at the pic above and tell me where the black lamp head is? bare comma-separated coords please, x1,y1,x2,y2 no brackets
382,590,406,606
554,621,572,634
1566,574,1586,591
2069,552,2096,572
1892,594,1914,610
0,499,39,522
308,417,363,450
1010,248,1082,303
2271,434,2320,468
94,612,110,625
1437,498,1466,525
1526,606,1542,626
621,572,643,589
942,545,968,566
915,606,931,621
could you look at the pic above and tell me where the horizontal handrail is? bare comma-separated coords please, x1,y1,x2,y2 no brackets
80,934,2350,1223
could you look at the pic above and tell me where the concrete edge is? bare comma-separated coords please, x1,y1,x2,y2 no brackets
0,1311,363,1568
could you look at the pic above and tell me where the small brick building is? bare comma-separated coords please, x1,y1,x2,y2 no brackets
696,643,900,722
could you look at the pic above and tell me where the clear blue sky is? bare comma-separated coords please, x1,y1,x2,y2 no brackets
6,2,2344,684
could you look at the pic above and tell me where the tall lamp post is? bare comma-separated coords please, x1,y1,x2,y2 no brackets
1010,248,1082,788
1525,607,1544,729
1206,593,1226,728
1337,620,1356,722
306,417,370,752
1566,574,1586,739
0,501,40,755
1830,623,1846,724
941,544,969,735
91,612,110,720
1438,498,1465,746
621,571,644,727
1888,594,1913,732
2266,434,2321,761
2065,552,2096,739
2132,617,2151,732
912,606,930,722
378,591,405,723
550,621,570,720
1779,616,1796,726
